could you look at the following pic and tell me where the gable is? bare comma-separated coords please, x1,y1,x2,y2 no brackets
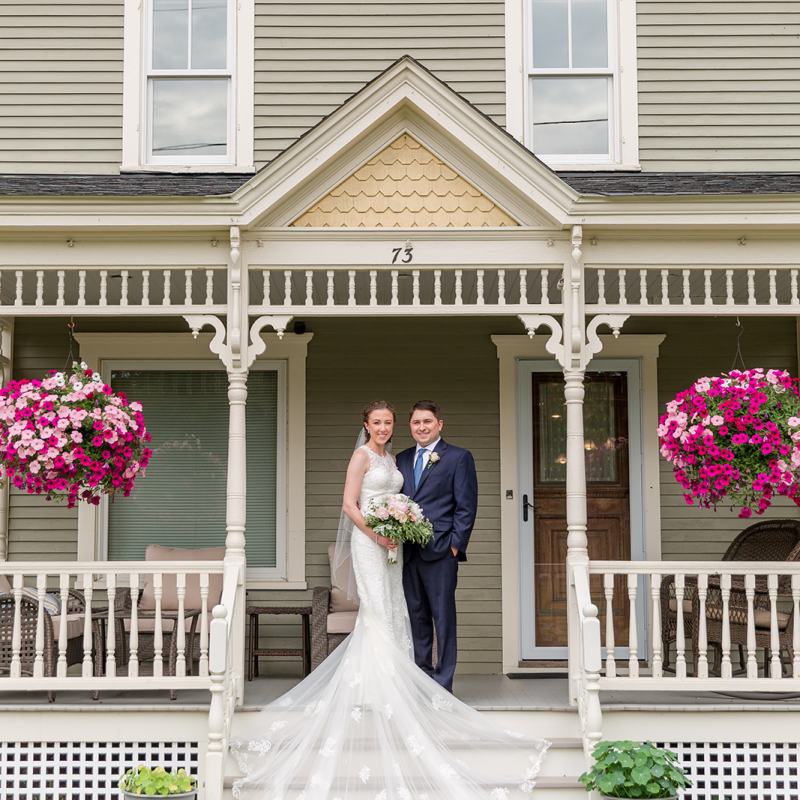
290,134,518,228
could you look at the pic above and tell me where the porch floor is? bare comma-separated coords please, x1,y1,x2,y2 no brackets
4,675,800,711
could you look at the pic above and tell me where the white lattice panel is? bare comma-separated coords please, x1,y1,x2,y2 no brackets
0,740,199,799
659,741,800,800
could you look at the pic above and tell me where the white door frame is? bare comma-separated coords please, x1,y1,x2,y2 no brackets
492,334,664,673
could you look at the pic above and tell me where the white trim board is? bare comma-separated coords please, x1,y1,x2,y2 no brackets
492,334,664,671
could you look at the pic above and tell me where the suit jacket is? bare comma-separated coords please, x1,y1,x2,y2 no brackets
396,438,478,562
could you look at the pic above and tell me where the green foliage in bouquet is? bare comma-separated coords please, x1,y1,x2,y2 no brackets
118,765,196,796
579,741,690,798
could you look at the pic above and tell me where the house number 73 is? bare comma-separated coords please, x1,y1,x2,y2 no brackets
391,245,413,264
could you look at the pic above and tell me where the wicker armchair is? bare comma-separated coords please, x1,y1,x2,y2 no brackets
661,518,800,672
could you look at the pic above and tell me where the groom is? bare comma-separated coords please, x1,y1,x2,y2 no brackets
398,400,478,692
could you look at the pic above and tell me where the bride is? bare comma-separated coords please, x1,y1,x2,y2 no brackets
231,401,549,799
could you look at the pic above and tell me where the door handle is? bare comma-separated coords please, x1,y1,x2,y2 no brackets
522,493,536,522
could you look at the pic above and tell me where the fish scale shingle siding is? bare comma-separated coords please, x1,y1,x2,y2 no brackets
637,0,800,170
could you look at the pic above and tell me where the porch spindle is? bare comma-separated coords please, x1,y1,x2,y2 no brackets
726,269,734,305
391,270,399,306
142,270,150,305
603,573,616,677
99,270,108,306
433,269,442,305
793,574,800,678
682,269,690,305
33,573,46,678
412,269,420,305
791,269,799,306
176,573,187,676
262,270,271,305
57,573,70,678
639,269,648,305
476,269,484,305
10,574,22,677
35,270,44,306
519,269,528,304
348,270,356,306
206,269,214,305
14,270,22,306
106,572,117,677
283,270,292,306
120,270,129,305
769,269,777,305
627,573,638,677
768,573,781,678
370,270,378,306
454,269,463,305
747,269,755,306
184,269,193,305
153,573,164,678
745,573,757,679
199,573,210,677
617,269,626,305
327,271,335,306
675,573,687,678
78,270,86,305
128,572,139,678
497,269,506,305
697,573,709,678
82,573,93,677
597,269,605,305
540,269,549,305
650,573,663,677
56,270,65,306
703,269,712,305
720,574,732,679
163,269,171,305
660,269,669,305
305,270,313,306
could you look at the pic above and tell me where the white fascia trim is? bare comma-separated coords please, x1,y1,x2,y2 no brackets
73,332,312,587
121,0,255,173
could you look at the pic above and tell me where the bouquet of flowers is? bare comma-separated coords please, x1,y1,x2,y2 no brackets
658,368,800,518
0,362,152,508
364,493,433,563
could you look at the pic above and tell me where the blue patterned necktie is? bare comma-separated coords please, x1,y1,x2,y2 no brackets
413,448,426,489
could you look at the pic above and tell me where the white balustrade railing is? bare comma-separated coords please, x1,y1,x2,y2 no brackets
248,265,561,314
587,561,800,691
0,561,223,692
586,265,800,314
0,267,227,315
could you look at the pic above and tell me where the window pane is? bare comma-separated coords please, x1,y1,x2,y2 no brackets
572,0,608,67
152,78,228,156
153,0,188,70
107,370,279,568
192,0,228,69
532,76,609,155
532,0,569,68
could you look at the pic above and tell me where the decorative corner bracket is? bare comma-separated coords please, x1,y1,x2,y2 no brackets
183,314,234,371
246,315,294,368
518,314,565,364
584,314,630,366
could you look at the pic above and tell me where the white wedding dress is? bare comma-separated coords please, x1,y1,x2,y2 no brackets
231,446,549,799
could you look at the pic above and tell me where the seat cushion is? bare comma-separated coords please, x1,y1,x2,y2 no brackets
668,597,693,615
327,610,357,635
754,607,791,631
50,613,85,641
140,544,224,612
327,543,359,613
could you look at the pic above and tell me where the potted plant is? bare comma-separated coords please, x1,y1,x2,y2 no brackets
118,765,197,798
579,740,691,799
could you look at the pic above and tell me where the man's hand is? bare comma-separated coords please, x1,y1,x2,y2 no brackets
451,546,458,557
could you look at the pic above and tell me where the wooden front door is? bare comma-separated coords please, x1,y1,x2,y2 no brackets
532,372,631,648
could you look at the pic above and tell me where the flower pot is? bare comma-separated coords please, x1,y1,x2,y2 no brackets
121,793,196,800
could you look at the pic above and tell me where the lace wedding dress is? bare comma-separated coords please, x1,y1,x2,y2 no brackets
231,446,549,799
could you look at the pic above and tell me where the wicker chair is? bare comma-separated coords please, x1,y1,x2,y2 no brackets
691,538,800,676
661,518,800,672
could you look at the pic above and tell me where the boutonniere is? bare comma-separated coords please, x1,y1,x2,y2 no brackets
426,452,440,470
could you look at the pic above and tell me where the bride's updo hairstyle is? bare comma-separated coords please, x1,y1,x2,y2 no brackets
362,400,396,441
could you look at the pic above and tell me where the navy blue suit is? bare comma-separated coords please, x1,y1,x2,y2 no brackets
397,439,478,691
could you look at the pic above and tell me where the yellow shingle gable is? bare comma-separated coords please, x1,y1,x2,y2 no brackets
291,134,518,228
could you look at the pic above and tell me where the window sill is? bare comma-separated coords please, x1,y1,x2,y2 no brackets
546,162,642,173
119,164,256,174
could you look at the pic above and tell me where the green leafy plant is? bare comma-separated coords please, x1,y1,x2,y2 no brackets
579,740,691,798
118,765,196,797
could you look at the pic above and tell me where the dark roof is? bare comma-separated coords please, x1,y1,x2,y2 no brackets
0,173,252,197
558,172,800,196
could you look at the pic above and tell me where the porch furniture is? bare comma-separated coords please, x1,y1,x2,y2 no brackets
311,544,359,670
661,519,800,672
246,605,311,680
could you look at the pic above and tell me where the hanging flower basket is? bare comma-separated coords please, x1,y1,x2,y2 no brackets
658,368,800,518
0,363,152,508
